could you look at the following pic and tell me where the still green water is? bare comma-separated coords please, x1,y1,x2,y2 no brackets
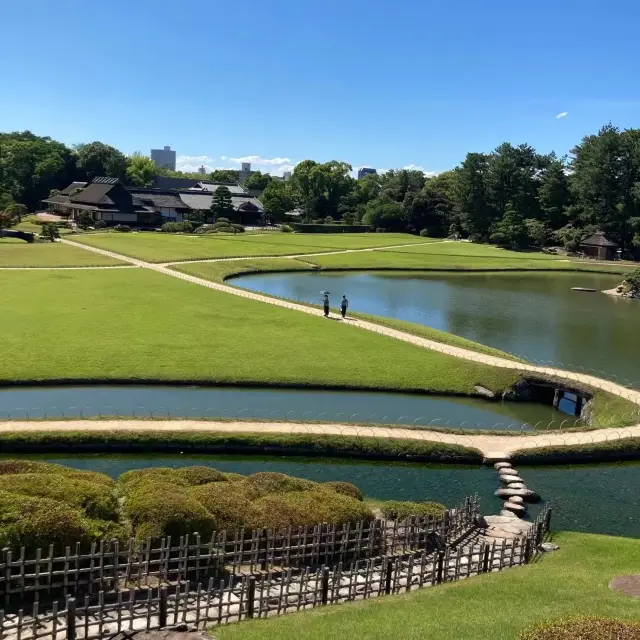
15,454,640,538
234,270,639,384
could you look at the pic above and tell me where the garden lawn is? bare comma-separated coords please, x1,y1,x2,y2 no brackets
306,242,633,274
0,269,519,395
0,240,124,267
215,532,640,640
173,260,524,362
69,232,431,263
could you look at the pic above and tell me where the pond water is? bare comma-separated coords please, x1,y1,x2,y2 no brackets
0,386,571,431
10,453,640,538
233,271,639,384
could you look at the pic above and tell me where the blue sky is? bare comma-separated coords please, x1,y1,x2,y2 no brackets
2,0,640,176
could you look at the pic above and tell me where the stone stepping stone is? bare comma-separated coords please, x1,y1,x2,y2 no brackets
503,501,526,516
500,474,521,484
495,487,540,502
506,482,526,489
494,462,512,470
498,467,519,476
508,496,524,504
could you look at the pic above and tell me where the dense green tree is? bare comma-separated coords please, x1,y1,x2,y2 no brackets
39,222,60,242
290,160,353,218
454,153,493,240
0,131,76,210
126,152,157,187
75,142,128,181
76,211,95,230
5,203,28,222
538,159,571,228
243,171,271,190
361,198,407,231
260,180,295,222
524,219,551,247
489,203,529,249
210,169,239,183
210,186,235,222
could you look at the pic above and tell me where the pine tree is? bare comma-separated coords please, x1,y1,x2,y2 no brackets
210,186,235,222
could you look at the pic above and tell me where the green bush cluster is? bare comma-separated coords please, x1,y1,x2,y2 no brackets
120,467,373,539
161,221,194,233
519,616,640,639
379,501,446,520
0,461,121,551
113,224,131,232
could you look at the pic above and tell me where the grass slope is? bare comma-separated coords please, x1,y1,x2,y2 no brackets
69,232,430,263
0,240,124,267
216,532,640,640
0,269,519,395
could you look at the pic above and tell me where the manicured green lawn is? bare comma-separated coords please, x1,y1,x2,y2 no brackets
216,532,640,640
69,232,431,263
306,242,633,274
0,269,519,395
0,240,124,267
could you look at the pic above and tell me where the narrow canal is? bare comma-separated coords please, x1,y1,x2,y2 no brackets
0,386,574,430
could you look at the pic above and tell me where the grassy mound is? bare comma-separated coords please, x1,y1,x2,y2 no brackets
379,501,447,519
322,481,364,501
519,616,640,639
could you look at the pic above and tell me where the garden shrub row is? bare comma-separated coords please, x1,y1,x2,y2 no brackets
519,616,640,639
511,437,640,464
290,224,372,233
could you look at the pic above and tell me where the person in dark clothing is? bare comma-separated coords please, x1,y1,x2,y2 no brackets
340,295,349,318
323,293,330,317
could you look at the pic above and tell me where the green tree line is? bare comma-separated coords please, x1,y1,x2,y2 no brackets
2,125,640,256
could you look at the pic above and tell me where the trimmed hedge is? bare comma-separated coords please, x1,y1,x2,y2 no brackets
189,482,258,531
511,438,640,465
251,491,374,530
519,616,640,639
290,224,372,233
243,472,319,499
0,430,483,464
322,481,364,501
379,501,446,519
161,222,194,233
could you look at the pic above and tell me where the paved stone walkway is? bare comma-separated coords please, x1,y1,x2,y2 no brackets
54,238,640,457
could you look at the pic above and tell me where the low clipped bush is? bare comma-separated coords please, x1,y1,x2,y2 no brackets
189,482,258,532
243,472,319,499
0,473,118,520
252,491,374,530
216,218,231,224
113,224,131,232
0,491,99,551
419,228,430,237
119,468,187,492
280,224,293,233
379,501,446,520
322,481,364,501
222,472,246,482
519,616,640,639
124,482,215,539
0,460,75,475
161,221,194,233
174,466,228,486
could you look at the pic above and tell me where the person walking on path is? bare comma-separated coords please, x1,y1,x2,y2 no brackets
340,295,349,318
323,292,330,317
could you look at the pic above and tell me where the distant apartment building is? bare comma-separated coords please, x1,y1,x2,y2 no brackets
357,167,377,180
150,146,177,171
238,162,253,185
197,165,207,175
282,171,292,180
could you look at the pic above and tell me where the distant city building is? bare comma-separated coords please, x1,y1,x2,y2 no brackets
357,167,377,180
150,146,176,171
238,162,254,185
283,171,292,180
197,165,207,175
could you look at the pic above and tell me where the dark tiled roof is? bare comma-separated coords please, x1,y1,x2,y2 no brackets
129,190,188,209
60,182,88,195
71,183,115,205
580,232,619,248
44,194,71,204
153,176,200,190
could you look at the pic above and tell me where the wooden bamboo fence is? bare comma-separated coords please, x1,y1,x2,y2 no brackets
0,505,551,640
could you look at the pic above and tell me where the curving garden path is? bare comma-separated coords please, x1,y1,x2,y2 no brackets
29,237,637,457
2,418,639,458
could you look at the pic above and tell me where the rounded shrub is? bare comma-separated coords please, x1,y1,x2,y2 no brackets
419,228,430,237
0,460,75,475
379,501,446,520
161,221,194,233
175,466,227,486
124,483,215,539
519,616,640,639
0,491,96,552
119,468,188,492
251,491,374,530
231,224,245,233
222,472,246,482
216,217,231,224
113,225,131,232
280,224,293,233
189,483,258,532
243,472,319,499
322,482,364,501
0,474,118,521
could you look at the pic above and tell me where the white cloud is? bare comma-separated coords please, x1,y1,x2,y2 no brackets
556,111,569,119
228,155,293,166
